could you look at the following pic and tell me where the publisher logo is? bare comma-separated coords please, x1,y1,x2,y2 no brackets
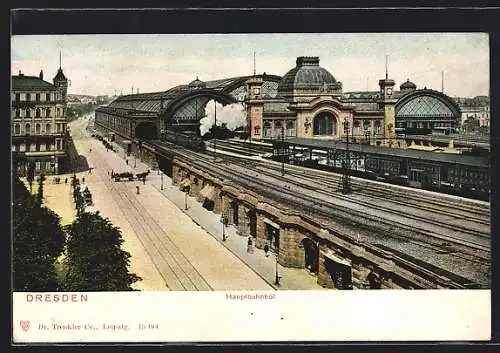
20,320,30,332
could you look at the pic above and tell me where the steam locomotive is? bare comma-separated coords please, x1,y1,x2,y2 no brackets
163,130,206,151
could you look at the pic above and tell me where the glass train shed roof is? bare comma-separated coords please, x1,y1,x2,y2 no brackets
397,94,455,117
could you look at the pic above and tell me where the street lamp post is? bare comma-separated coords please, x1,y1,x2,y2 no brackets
221,214,228,241
342,121,352,194
281,124,285,176
272,228,281,286
275,252,280,285
184,189,188,210
160,171,164,190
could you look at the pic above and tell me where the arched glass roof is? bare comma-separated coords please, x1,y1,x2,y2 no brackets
397,95,455,117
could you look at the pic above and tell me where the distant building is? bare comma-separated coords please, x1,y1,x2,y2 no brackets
456,96,490,130
11,66,69,176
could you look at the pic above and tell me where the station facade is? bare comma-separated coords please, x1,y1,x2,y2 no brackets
246,56,462,146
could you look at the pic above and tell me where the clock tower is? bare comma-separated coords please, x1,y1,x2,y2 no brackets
245,76,264,141
378,57,396,145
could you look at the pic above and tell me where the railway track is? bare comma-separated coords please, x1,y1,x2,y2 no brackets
258,163,490,227
157,144,490,255
90,146,214,291
207,142,490,225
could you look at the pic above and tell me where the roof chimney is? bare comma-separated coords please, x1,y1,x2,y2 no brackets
39,70,44,80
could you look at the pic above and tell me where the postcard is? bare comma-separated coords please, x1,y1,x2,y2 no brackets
11,28,491,343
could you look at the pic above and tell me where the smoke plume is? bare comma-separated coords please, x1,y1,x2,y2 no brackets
199,100,246,136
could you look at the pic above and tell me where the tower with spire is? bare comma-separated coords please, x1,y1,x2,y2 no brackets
378,55,396,145
53,51,69,102
245,51,264,141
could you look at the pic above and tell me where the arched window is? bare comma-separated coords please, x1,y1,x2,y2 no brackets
363,120,371,134
274,121,283,138
25,123,31,135
14,124,20,135
36,123,41,134
26,109,31,118
46,123,51,134
374,120,381,135
313,111,336,136
16,109,21,118
36,109,41,118
286,120,295,137
263,121,272,138
45,108,51,117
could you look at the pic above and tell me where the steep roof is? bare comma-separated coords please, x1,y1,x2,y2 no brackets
12,75,58,91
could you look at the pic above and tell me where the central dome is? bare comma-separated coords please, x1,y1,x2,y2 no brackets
277,57,341,98
188,76,206,89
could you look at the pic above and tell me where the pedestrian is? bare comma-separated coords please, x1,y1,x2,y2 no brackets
111,170,114,178
88,168,92,174
126,159,129,165
107,171,109,176
247,237,254,254
82,177,85,184
142,177,146,185
264,244,270,257
65,178,68,184
136,185,140,195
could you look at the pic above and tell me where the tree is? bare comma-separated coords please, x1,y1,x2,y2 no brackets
463,116,480,132
26,162,35,193
36,173,45,205
63,211,141,291
13,178,66,291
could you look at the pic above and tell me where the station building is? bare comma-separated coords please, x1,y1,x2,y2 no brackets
11,67,70,176
247,56,462,146
95,56,462,150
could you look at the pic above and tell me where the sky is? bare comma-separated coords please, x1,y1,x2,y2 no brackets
11,33,489,98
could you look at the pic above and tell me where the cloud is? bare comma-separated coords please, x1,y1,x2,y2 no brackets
11,33,489,97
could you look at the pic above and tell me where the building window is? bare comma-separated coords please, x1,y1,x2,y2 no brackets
14,124,20,135
26,93,31,102
36,93,40,102
26,109,31,118
15,93,20,101
46,123,51,133
353,120,361,136
263,121,272,138
374,120,382,135
274,121,283,138
45,108,51,117
16,109,20,118
254,125,261,135
286,120,295,137
313,111,336,136
46,93,50,101
36,109,41,118
36,123,41,134
35,160,41,171
25,123,31,135
25,143,30,152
